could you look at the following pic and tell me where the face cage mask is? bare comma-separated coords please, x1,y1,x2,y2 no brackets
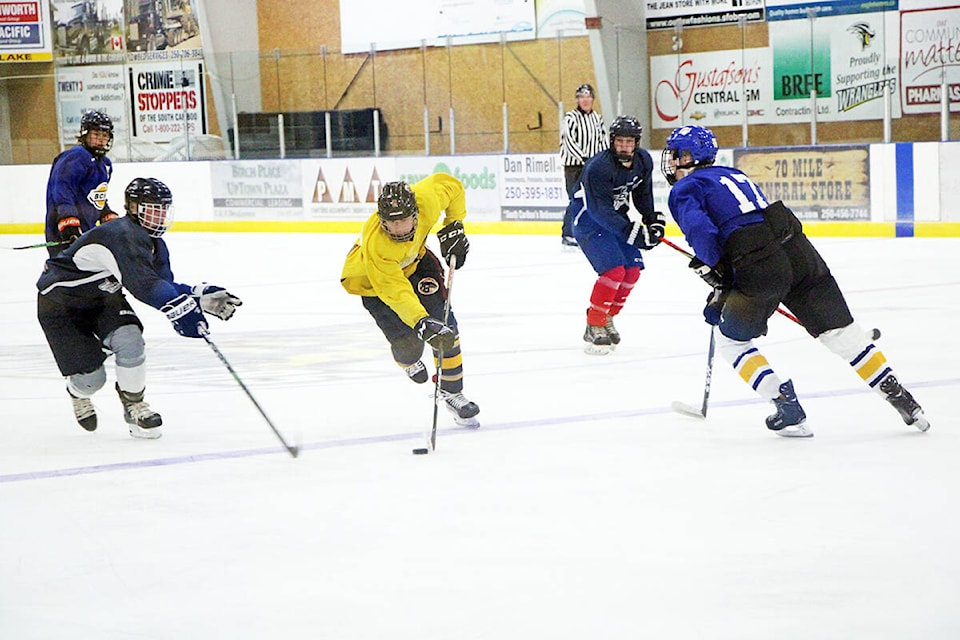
83,130,114,158
379,212,417,242
138,202,173,238
662,148,680,185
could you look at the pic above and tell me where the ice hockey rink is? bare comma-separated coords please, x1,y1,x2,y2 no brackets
1,231,958,639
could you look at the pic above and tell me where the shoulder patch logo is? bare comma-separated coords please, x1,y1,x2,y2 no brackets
417,277,440,296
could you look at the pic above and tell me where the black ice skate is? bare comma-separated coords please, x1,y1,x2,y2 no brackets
605,316,621,349
879,374,930,432
68,389,97,432
766,380,812,438
583,323,612,355
116,383,163,439
403,360,429,384
440,390,480,428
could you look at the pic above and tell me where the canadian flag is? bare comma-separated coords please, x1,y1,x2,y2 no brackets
111,36,122,51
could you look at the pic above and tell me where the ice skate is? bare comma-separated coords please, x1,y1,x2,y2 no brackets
440,390,480,428
116,383,163,439
561,236,579,252
879,374,930,432
403,360,429,384
604,315,621,349
766,380,812,438
68,389,97,432
583,323,611,355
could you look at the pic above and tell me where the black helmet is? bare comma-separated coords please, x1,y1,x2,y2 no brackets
377,181,418,242
125,178,174,238
609,115,643,163
575,83,595,98
78,110,114,158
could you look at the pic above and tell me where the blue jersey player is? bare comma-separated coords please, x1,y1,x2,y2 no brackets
571,115,665,354
662,125,929,437
44,110,118,256
37,178,242,439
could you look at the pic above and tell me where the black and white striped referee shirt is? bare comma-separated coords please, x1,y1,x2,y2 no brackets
559,107,607,167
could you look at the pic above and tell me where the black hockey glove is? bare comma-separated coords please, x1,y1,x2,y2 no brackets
57,216,82,246
161,293,209,338
627,219,663,250
703,287,728,326
641,210,666,247
437,220,469,269
415,316,456,351
689,257,726,289
192,283,243,321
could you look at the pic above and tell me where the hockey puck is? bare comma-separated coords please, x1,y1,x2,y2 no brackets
412,448,430,455
871,327,881,341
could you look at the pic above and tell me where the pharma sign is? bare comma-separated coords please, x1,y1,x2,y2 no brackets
733,146,870,221
900,5,960,115
0,0,52,61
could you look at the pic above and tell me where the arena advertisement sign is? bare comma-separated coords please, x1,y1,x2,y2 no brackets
498,154,567,221
302,158,397,220
732,146,871,221
0,0,53,62
900,5,960,115
650,48,771,128
127,59,207,143
395,156,501,220
644,0,764,30
765,0,898,22
55,64,128,146
50,0,123,65
769,13,901,122
210,160,304,220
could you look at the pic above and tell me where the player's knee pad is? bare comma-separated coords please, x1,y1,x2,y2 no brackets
622,265,641,285
716,332,754,366
68,366,106,397
391,334,425,365
818,322,869,360
599,265,627,285
103,325,145,368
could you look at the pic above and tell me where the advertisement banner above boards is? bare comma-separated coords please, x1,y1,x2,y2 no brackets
127,59,207,143
210,160,304,220
732,146,870,221
900,5,960,115
0,0,53,62
536,0,587,38
50,0,124,65
395,156,501,221
55,64,129,146
765,0,898,22
498,153,567,221
302,158,397,221
769,12,901,122
644,0,764,30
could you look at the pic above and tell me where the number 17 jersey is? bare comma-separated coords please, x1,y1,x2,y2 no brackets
667,165,772,269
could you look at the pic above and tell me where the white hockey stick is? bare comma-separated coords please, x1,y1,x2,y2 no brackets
672,326,715,419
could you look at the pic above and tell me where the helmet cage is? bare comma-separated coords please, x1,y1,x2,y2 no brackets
609,115,643,163
125,178,173,237
377,181,419,242
78,110,114,158
136,202,174,238
661,126,718,185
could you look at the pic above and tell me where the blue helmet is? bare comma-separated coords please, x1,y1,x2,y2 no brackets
661,125,718,185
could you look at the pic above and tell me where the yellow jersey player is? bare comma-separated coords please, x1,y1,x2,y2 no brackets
341,174,479,427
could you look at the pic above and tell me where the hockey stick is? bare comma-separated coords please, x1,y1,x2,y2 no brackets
671,326,715,419
660,237,802,326
202,333,299,458
426,254,457,453
8,240,69,251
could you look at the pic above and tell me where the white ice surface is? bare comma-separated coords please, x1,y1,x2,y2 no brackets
1,233,958,639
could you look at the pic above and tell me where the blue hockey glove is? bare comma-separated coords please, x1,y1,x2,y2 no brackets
161,293,209,338
703,287,728,326
437,220,469,268
415,316,456,351
192,283,242,321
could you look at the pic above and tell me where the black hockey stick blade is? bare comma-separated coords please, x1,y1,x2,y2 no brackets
9,240,69,251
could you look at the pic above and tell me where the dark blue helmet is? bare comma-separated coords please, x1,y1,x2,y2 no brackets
661,125,719,185
125,178,174,237
78,109,114,158
609,115,643,163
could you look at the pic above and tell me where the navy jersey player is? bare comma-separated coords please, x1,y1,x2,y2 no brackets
571,115,665,354
37,178,242,439
662,124,929,437
44,110,119,256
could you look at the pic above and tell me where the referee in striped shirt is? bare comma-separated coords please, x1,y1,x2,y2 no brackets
560,83,607,247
